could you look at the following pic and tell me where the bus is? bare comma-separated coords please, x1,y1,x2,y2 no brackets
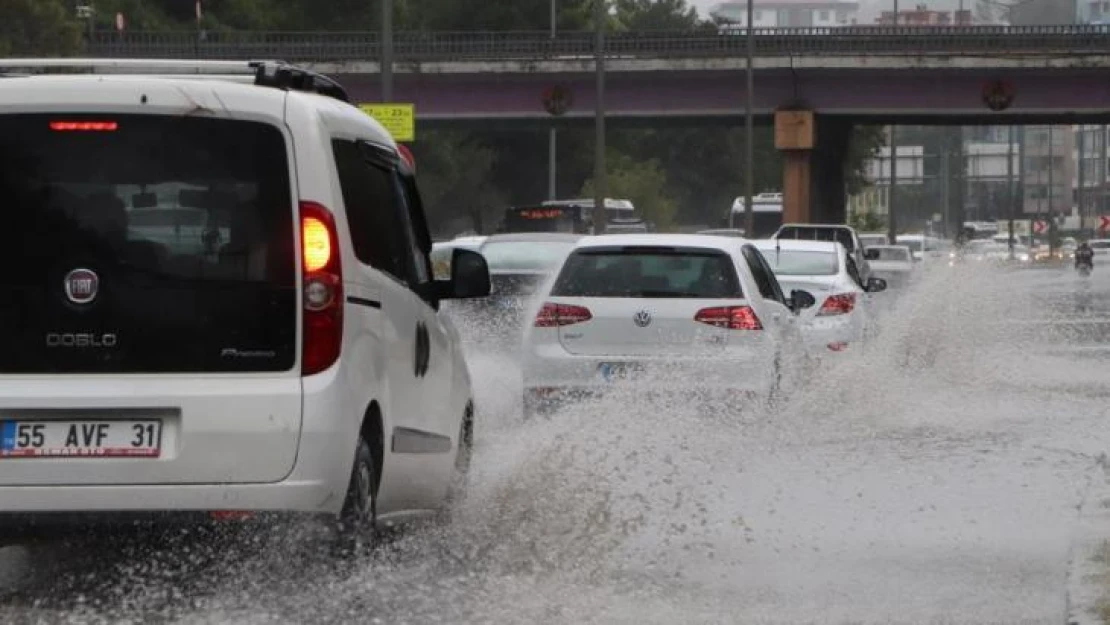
730,192,784,238
497,198,643,234
499,204,587,234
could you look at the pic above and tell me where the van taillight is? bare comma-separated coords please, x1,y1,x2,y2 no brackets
694,306,762,330
534,302,592,327
300,201,343,375
817,293,856,317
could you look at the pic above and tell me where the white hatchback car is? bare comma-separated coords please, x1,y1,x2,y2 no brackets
521,234,815,416
0,59,490,545
752,239,886,354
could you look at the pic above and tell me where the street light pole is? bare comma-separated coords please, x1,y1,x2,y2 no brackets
743,0,755,235
593,0,608,235
548,0,558,200
887,0,898,244
381,0,394,102
1007,124,1015,258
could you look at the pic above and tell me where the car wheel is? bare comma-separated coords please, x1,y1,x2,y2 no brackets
333,436,377,558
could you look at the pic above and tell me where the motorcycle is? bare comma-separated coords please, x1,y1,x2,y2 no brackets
1077,261,1093,277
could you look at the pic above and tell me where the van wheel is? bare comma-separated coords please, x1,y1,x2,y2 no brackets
333,436,377,558
447,406,474,506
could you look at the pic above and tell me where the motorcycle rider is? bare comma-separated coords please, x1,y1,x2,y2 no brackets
1075,240,1095,270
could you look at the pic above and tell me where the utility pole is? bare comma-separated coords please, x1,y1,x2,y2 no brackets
743,0,755,235
1007,124,1015,258
887,0,898,244
1096,123,1105,238
1078,125,1086,233
941,141,950,237
592,0,608,235
1047,125,1055,253
548,0,558,200
381,0,394,102
888,127,898,243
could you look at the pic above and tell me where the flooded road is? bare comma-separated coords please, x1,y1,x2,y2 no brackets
3,263,1110,625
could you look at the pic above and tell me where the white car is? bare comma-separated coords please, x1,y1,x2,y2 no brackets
0,59,491,547
752,239,886,353
521,234,815,416
865,244,915,290
858,233,890,248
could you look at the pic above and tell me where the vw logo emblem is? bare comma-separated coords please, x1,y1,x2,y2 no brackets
63,268,99,305
633,310,652,328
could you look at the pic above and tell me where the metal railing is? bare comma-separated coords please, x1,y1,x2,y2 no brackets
82,26,1110,63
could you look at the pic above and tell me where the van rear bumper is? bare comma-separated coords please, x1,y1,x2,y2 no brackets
0,478,332,515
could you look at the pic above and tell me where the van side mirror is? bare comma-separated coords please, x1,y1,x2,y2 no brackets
435,248,490,300
789,289,816,312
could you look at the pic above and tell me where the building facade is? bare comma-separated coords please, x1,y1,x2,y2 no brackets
710,0,860,27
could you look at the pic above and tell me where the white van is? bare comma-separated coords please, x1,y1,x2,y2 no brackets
0,59,491,550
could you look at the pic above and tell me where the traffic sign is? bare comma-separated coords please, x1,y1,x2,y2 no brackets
1100,215,1110,232
358,103,415,142
1032,220,1047,235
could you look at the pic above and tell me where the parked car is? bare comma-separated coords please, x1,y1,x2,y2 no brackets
752,239,885,354
521,234,815,417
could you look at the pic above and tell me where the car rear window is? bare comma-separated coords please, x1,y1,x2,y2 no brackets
756,248,839,276
0,113,295,374
777,226,855,252
551,246,743,298
871,247,911,262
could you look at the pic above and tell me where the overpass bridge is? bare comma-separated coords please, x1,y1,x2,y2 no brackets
83,26,1110,225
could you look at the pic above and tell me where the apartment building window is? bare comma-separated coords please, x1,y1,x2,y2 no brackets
819,10,830,20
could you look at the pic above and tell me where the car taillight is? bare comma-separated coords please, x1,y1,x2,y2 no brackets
817,293,856,316
49,121,118,132
694,306,762,330
300,201,343,375
534,302,592,327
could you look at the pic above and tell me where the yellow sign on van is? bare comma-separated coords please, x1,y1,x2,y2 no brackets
358,103,414,142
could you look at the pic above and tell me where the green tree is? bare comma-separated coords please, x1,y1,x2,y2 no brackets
843,125,884,197
91,0,178,31
0,0,83,57
613,0,699,30
410,131,508,235
579,152,679,229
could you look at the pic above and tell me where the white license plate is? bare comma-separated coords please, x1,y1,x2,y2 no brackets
597,362,644,382
0,420,162,458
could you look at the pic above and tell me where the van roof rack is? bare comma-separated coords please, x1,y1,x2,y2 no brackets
0,58,350,103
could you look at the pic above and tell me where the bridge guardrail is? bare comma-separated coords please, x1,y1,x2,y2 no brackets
82,26,1110,62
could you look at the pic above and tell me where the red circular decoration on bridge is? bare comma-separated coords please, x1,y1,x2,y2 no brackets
542,85,574,117
982,80,1015,112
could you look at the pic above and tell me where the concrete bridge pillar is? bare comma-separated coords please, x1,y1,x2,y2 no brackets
775,111,853,225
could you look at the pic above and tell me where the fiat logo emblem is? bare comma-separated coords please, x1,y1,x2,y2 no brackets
64,268,99,305
633,310,652,328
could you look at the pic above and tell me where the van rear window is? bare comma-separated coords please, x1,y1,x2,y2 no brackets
0,114,296,373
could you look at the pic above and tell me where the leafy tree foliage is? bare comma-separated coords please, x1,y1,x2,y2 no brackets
0,0,83,56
